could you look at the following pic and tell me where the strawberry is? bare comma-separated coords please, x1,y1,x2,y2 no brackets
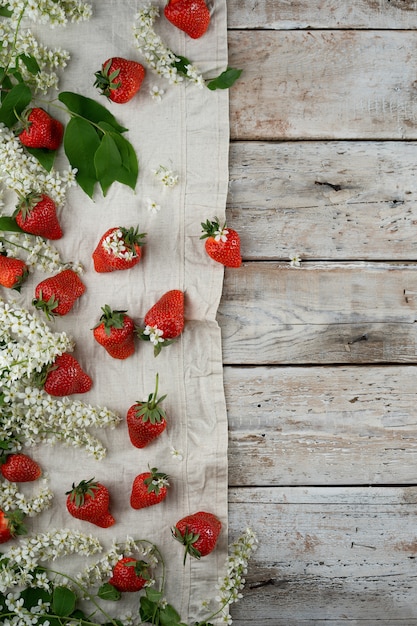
130,467,169,510
0,509,27,544
109,557,150,592
0,255,28,290
42,352,92,397
93,305,136,360
172,511,222,564
15,193,63,240
164,0,210,39
19,107,64,151
33,269,86,318
140,289,184,356
94,57,146,104
66,478,115,528
1,453,41,482
92,227,146,273
200,218,242,268
127,373,167,448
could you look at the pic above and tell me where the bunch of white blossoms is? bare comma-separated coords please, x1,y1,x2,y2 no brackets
3,0,93,26
133,4,204,88
0,478,53,516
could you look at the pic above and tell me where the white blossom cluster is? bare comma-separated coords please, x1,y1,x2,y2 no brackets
102,228,135,261
143,324,164,346
133,4,204,88
0,478,53,515
0,528,102,593
153,164,179,188
2,0,93,26
0,231,77,273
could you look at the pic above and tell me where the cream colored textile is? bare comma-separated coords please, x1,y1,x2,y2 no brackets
15,1,229,622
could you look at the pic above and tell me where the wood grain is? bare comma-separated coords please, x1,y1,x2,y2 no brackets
229,487,417,622
225,365,417,485
227,0,417,30
228,31,417,140
228,141,417,260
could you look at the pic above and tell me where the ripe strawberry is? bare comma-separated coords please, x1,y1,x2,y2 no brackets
92,227,146,273
127,373,167,448
130,467,169,510
0,509,27,543
1,453,42,482
164,0,210,39
200,218,242,268
140,289,184,356
172,511,222,564
33,269,86,318
66,478,115,528
43,352,92,397
109,557,150,592
93,305,136,360
19,107,64,150
15,193,63,240
0,255,28,290
94,57,146,104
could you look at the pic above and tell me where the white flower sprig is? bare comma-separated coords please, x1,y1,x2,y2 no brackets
133,4,204,88
0,478,53,516
153,165,179,188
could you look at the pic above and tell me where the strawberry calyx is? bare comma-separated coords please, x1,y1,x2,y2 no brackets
143,467,170,495
14,192,44,221
3,508,28,538
32,289,59,319
133,373,167,424
119,226,146,254
123,558,151,580
94,304,128,336
66,478,100,508
200,217,228,241
94,59,122,98
171,525,201,564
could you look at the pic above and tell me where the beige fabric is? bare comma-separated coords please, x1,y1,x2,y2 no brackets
14,1,229,622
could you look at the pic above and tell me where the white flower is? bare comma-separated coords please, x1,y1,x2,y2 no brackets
150,85,164,101
153,165,178,188
170,446,183,461
289,253,302,267
214,227,229,243
146,198,161,214
143,325,164,346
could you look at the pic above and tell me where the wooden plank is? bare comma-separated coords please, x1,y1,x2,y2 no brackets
228,31,417,140
218,262,417,364
227,0,417,30
225,365,417,486
228,487,417,623
227,141,417,261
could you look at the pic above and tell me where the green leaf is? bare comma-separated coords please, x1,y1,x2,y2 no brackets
94,133,122,196
0,7,12,16
108,131,138,190
0,216,24,233
20,586,52,610
159,603,183,626
0,82,31,128
63,117,100,198
52,586,76,617
18,53,40,75
206,67,243,91
140,596,158,622
26,147,57,171
58,91,127,133
98,582,121,601
146,587,163,603
172,54,193,76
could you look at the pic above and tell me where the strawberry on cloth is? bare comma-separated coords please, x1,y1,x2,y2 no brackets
93,305,136,359
139,289,184,356
130,467,170,510
94,57,146,103
92,226,146,273
66,478,115,528
42,352,92,397
15,193,63,240
19,107,63,150
108,557,150,592
1,453,42,482
0,255,28,290
172,511,222,564
164,0,210,39
127,373,167,448
33,269,86,318
201,217,242,268
0,509,27,543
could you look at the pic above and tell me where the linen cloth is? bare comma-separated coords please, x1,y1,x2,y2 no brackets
11,1,230,622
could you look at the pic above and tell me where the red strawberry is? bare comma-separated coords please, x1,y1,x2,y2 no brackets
19,107,64,150
0,255,28,290
43,352,92,397
94,57,146,104
140,289,184,356
164,0,210,39
33,269,86,318
15,193,63,240
127,373,167,448
1,453,42,482
109,557,149,592
200,218,242,268
172,511,222,563
0,509,27,544
130,467,169,510
92,227,146,273
66,478,115,528
93,305,136,360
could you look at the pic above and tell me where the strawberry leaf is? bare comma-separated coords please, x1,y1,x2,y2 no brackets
63,117,100,198
94,133,122,196
206,67,243,91
0,216,25,233
0,82,31,127
25,147,56,172
58,91,127,133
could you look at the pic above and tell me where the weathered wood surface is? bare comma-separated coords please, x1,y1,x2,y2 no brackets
228,31,417,140
227,142,417,260
218,262,417,364
229,487,417,623
225,366,417,485
227,0,417,30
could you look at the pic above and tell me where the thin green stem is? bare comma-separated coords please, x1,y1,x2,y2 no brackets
4,0,29,74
